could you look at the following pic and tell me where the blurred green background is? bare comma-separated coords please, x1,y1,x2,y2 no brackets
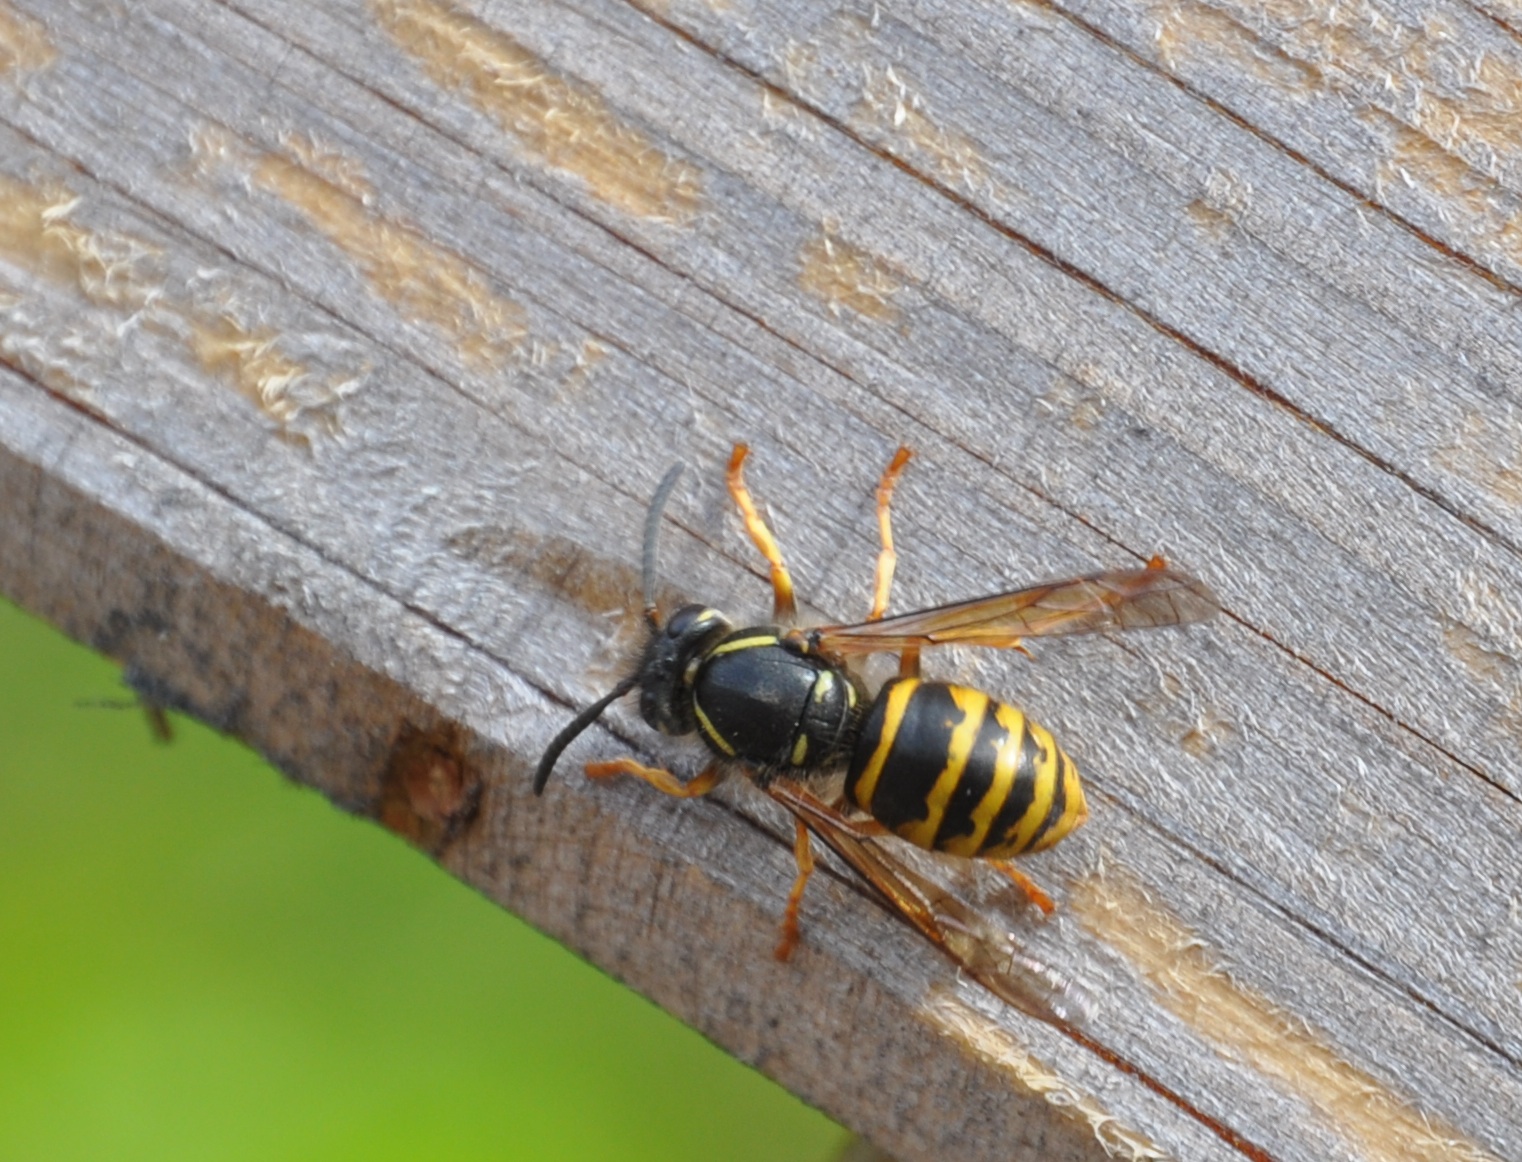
0,596,847,1160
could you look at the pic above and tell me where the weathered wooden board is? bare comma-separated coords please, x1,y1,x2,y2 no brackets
1,0,1518,1159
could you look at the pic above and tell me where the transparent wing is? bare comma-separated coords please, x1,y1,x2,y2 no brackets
766,781,1091,1026
813,565,1217,656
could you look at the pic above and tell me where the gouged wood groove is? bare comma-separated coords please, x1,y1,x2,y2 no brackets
3,0,1521,1159
0,376,1207,1162
0,0,52,74
605,0,1522,773
646,0,1522,802
640,1,1522,567
1162,756,1519,1072
666,0,1522,542
1065,0,1522,296
1071,872,1503,1162
245,133,529,369
920,993,1188,1162
1071,0,1522,299
374,0,703,223
798,231,904,323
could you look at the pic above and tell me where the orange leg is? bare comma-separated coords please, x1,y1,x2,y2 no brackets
726,444,797,621
898,647,921,679
774,818,816,961
584,758,722,799
991,861,1055,916
868,446,914,620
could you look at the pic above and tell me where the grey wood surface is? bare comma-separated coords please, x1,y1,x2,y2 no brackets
1,0,1518,1159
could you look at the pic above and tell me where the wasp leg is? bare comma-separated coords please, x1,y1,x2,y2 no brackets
727,444,797,621
873,446,919,673
774,818,816,962
868,446,914,621
776,803,899,959
898,647,921,679
584,758,723,798
991,861,1056,916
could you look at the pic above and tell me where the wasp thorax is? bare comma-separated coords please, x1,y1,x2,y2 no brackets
638,604,732,736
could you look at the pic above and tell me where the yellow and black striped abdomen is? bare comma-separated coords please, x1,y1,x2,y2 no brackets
845,679,1088,859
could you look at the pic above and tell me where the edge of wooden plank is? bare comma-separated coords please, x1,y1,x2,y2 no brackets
1,374,1248,1162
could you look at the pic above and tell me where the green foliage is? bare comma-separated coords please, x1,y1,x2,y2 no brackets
0,599,845,1161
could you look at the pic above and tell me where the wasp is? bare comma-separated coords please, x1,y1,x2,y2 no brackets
534,445,1216,1021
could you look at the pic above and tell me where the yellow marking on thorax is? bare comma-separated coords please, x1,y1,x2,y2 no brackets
811,670,836,701
788,669,835,768
691,700,736,756
939,700,1025,858
902,686,989,850
850,678,919,809
707,632,781,656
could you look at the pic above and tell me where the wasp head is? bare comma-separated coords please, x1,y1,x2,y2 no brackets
635,604,731,736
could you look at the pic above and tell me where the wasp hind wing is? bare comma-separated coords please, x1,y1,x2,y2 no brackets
766,781,1090,1026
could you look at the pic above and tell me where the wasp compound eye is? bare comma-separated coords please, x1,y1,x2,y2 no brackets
663,604,711,639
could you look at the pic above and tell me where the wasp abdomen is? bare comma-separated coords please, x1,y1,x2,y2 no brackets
846,679,1088,859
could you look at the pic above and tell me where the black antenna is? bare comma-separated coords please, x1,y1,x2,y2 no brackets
642,463,684,626
531,673,639,795
533,463,685,796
